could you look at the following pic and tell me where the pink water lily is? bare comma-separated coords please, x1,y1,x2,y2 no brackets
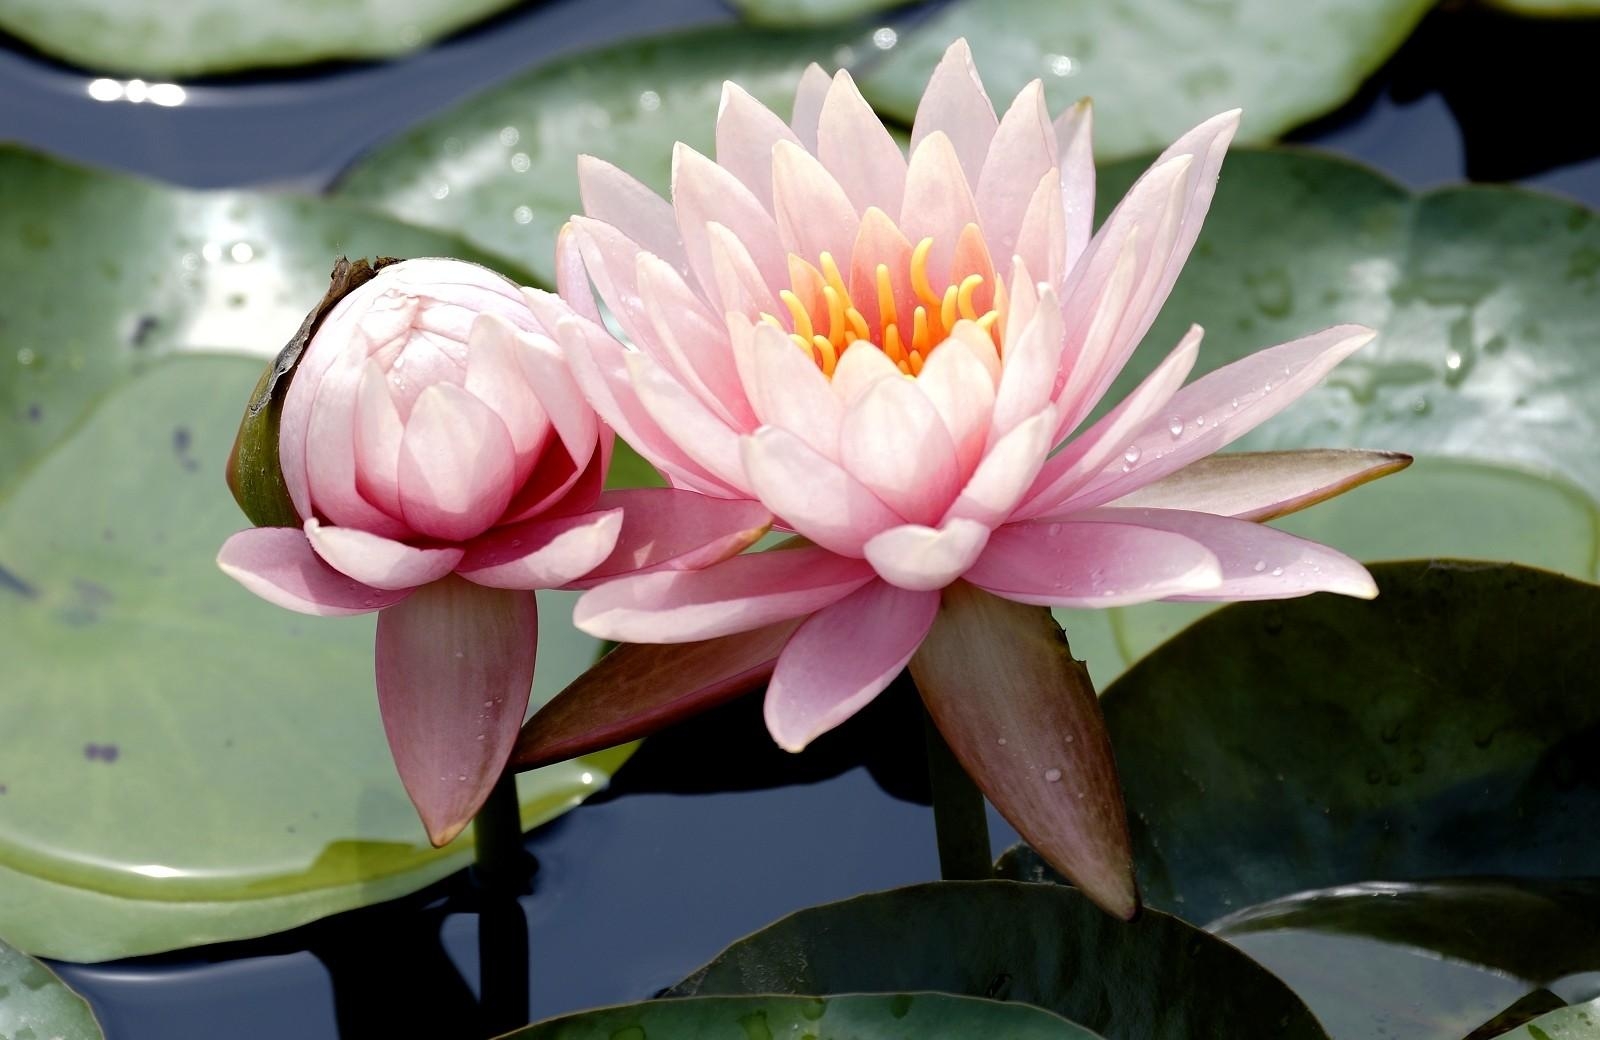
520,41,1408,913
217,258,769,845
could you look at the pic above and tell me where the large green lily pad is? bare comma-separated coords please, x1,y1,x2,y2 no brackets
671,881,1332,1040
0,0,525,78
1098,561,1600,926
0,150,628,961
1057,149,1600,687
507,993,1103,1039
0,939,102,1040
857,0,1435,162
336,25,866,288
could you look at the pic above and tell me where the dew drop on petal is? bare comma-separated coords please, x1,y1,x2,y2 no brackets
996,737,1008,746
1044,768,1063,783
1252,560,1267,573
1123,445,1141,464
1271,566,1284,577
1167,417,1184,438
457,774,468,782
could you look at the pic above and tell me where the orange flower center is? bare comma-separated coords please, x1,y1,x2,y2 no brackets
759,227,1004,378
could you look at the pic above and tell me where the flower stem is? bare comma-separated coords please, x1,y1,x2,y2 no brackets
921,701,993,880
472,772,531,1037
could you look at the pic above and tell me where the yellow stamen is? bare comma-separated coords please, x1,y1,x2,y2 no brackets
780,289,814,341
811,334,838,377
819,252,849,300
957,275,985,322
910,237,940,309
912,306,930,356
940,284,959,335
845,306,871,343
883,323,906,365
909,350,925,376
875,264,897,331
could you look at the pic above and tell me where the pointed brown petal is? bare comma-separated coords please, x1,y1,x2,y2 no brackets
1108,448,1412,522
910,581,1137,919
511,619,802,771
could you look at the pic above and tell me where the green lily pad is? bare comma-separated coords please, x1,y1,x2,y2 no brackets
0,149,629,961
505,993,1103,1039
1482,0,1600,15
0,0,526,78
857,0,1435,162
335,25,868,288
1494,997,1600,1039
1097,561,1600,926
0,939,102,1040
670,880,1332,1040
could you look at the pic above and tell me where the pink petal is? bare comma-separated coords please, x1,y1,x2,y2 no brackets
636,253,755,429
304,518,462,590
553,314,740,497
976,80,1057,269
863,519,991,592
304,339,412,539
353,358,405,519
1058,111,1241,422
1109,448,1413,521
217,527,411,616
465,315,551,484
945,409,1055,527
513,619,802,769
916,337,997,479
830,340,902,407
458,508,623,589
764,579,939,751
746,321,844,458
573,545,876,643
673,143,789,299
505,304,601,475
716,82,802,210
790,62,833,152
1081,507,1378,601
1020,324,1202,519
846,207,915,336
374,576,537,846
1062,324,1378,513
554,224,602,324
572,488,772,587
840,373,961,525
625,351,749,492
965,519,1222,607
502,435,608,525
817,70,907,215
900,131,981,283
397,382,518,542
567,216,670,358
577,154,688,277
706,221,780,319
771,139,860,265
990,285,1065,442
1013,169,1066,290
1055,99,1095,271
911,38,998,186
742,425,901,556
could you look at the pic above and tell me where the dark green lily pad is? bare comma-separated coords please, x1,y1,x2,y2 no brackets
728,0,907,23
336,25,867,287
1483,0,1600,14
858,0,1434,161
670,880,1332,1040
505,993,1103,1039
0,939,102,1040
1098,561,1600,925
0,149,628,961
0,0,525,77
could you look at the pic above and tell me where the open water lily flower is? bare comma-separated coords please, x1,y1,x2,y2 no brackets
217,258,769,845
520,42,1407,912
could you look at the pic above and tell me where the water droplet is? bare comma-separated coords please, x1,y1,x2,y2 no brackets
996,737,1008,746
510,152,532,174
1064,734,1075,744
228,241,255,263
483,700,495,708
431,182,451,200
512,205,533,224
871,26,898,49
638,89,661,111
453,650,464,658
1445,350,1462,372
456,774,468,782
1046,523,1062,536
1123,445,1142,464
475,734,486,742
1044,768,1063,783
1230,397,1239,410
1194,415,1206,426
15,348,36,366
1411,396,1431,415
1252,559,1266,573
498,125,520,147
1045,53,1076,77
1168,417,1184,438
1271,566,1284,577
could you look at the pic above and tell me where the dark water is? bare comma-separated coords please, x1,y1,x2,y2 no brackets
4,1,1600,1037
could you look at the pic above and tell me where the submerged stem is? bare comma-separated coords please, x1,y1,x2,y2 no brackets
921,700,993,880
472,772,531,1036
